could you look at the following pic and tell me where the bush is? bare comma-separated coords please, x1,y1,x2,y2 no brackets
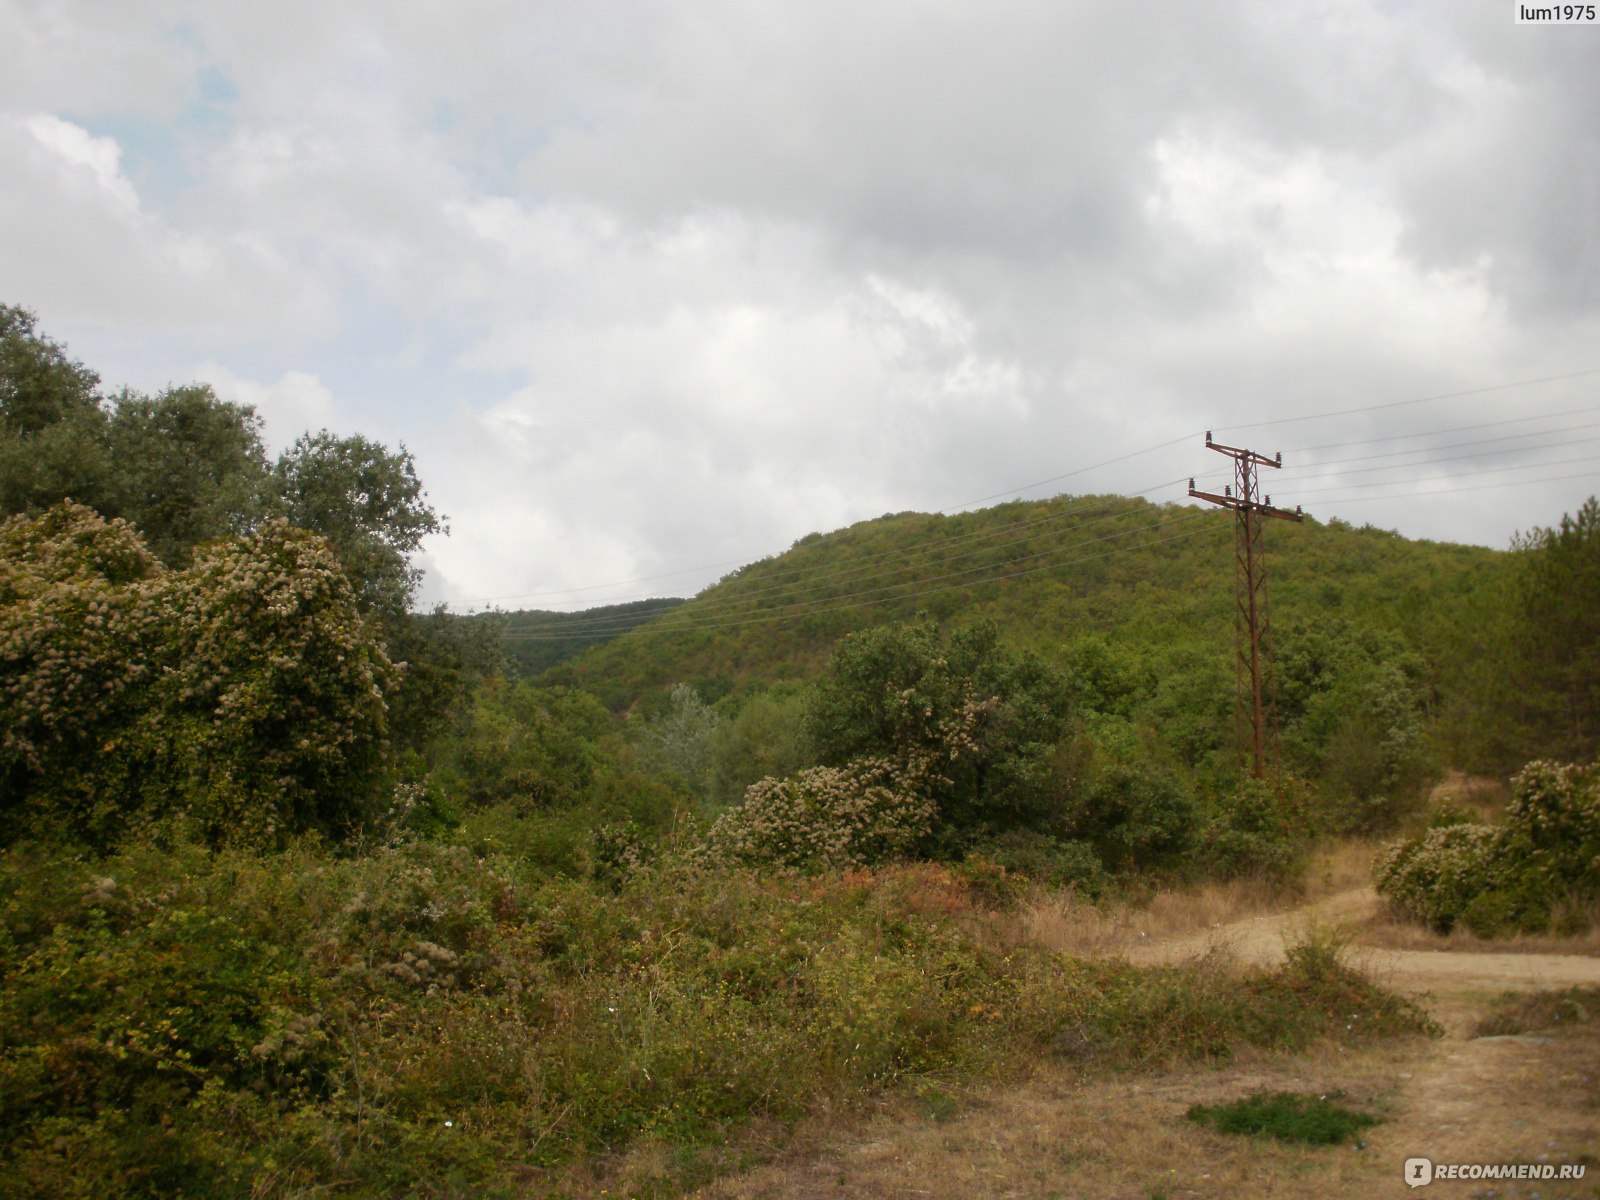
1371,823,1501,932
1,504,396,847
972,830,1107,896
0,839,1435,1198
702,758,935,870
1193,778,1308,883
1373,759,1600,935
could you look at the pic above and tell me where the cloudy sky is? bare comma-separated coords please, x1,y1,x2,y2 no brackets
4,1,1598,610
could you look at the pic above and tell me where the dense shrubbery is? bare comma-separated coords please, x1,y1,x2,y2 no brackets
1,504,396,846
702,757,936,870
0,838,1433,1199
806,619,1073,843
1373,759,1600,934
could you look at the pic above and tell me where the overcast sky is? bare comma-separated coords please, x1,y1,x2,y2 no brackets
4,1,1598,610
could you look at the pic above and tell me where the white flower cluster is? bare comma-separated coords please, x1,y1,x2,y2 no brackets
703,757,936,871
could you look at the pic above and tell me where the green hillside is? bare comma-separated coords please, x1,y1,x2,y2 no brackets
539,492,1502,714
496,597,686,675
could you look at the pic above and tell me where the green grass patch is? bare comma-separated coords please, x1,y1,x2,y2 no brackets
1185,1090,1382,1146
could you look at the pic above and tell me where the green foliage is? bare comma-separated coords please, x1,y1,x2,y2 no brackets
382,605,506,755
1,504,396,846
1372,824,1501,933
104,385,271,565
0,307,470,758
969,830,1108,894
1277,620,1432,833
0,841,1433,1198
702,758,936,870
1474,986,1600,1038
1185,1091,1381,1146
0,305,116,523
272,430,444,622
1509,498,1600,762
1056,718,1196,872
1373,759,1600,935
433,678,612,810
807,618,1072,841
634,682,720,799
1193,777,1310,883
704,684,814,810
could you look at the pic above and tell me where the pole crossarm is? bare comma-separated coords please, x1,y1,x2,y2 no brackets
1186,486,1305,521
1205,435,1282,470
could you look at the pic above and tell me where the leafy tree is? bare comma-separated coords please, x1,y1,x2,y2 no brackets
806,618,1073,841
634,682,720,798
0,304,101,433
0,304,114,517
105,384,271,564
705,684,814,809
434,679,611,810
1055,716,1197,871
273,431,444,622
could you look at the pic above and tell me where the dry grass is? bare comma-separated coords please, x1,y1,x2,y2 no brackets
687,988,1600,1200
1011,840,1383,961
1352,904,1600,955
1424,770,1510,823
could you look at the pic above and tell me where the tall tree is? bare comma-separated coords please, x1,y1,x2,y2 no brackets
272,431,444,622
106,384,271,564
0,304,114,517
1511,497,1600,762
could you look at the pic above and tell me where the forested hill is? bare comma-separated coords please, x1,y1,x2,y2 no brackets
533,492,1505,713
495,598,686,675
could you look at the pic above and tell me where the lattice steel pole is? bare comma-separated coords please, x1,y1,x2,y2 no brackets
1189,433,1304,780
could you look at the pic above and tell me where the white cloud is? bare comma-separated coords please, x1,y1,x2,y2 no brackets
194,361,336,453
5,3,1600,609
0,114,333,338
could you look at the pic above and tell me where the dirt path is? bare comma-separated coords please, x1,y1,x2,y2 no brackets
691,889,1600,1199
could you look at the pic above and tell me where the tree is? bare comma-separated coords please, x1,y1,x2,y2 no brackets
0,304,101,433
272,431,444,622
106,384,271,564
634,683,720,798
1507,498,1600,762
0,304,114,518
806,618,1073,841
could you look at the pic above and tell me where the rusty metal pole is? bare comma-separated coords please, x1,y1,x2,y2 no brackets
1191,434,1303,781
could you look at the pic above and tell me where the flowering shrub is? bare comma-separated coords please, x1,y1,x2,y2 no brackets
1373,759,1600,934
1,503,396,845
702,756,936,870
1371,823,1502,932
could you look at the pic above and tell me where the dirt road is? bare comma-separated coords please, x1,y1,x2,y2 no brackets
692,888,1600,1199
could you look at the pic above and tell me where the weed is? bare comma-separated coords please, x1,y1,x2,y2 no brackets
1185,1091,1382,1145
1473,986,1600,1038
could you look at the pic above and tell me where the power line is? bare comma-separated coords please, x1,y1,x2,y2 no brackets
1215,366,1600,434
463,364,1600,611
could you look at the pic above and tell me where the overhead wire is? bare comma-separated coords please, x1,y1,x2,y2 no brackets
475,364,1600,620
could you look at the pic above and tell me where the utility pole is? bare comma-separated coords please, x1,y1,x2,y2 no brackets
1189,433,1304,780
